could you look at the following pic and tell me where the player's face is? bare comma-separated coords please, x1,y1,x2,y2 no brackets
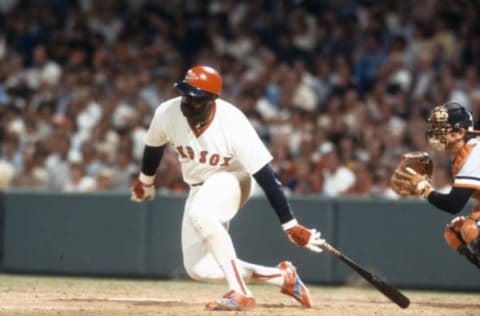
444,128,466,154
429,127,465,153
180,95,214,123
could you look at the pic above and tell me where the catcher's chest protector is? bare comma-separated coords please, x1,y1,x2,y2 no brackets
451,143,480,200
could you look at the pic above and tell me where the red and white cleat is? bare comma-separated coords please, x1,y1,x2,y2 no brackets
205,290,256,311
279,261,312,308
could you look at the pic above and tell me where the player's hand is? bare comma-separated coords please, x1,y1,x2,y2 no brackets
131,179,155,202
283,220,324,253
391,167,433,198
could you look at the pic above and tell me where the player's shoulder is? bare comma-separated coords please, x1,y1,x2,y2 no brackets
153,96,182,115
216,98,247,119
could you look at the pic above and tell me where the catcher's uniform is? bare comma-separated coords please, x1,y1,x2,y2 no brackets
451,138,480,193
145,96,273,281
444,138,480,267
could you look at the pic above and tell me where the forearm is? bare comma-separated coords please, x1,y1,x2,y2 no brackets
426,187,474,214
140,145,165,182
253,163,295,224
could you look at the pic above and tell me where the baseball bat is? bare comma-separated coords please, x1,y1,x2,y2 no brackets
320,241,410,309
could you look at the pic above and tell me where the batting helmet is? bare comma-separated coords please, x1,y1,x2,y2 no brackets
174,65,222,98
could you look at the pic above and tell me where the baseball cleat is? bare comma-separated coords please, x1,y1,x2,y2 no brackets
205,290,256,311
279,261,312,308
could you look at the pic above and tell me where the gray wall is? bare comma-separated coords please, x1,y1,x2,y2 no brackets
2,192,479,290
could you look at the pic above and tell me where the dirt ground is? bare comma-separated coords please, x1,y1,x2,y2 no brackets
0,274,478,316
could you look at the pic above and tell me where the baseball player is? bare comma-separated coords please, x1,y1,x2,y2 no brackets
392,101,480,269
131,65,324,310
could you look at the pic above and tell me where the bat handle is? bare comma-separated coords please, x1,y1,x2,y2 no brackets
320,240,341,257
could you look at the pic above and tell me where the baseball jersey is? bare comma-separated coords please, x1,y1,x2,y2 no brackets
452,138,480,198
144,96,273,185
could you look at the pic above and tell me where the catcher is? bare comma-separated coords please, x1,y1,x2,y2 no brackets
391,101,480,269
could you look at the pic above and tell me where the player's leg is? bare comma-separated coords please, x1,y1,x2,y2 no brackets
181,205,225,282
460,211,480,267
182,218,312,308
182,171,255,310
182,171,312,308
236,259,312,307
444,215,480,268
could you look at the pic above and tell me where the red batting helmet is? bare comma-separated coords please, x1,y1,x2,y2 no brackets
174,65,222,98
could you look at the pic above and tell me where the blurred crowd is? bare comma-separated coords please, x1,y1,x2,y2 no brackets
0,0,479,198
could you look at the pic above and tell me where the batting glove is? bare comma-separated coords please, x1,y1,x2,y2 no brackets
131,173,155,202
282,219,325,253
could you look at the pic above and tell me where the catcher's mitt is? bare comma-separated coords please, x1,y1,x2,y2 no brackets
390,151,433,196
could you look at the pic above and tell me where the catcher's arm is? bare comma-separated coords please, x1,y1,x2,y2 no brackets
427,187,474,214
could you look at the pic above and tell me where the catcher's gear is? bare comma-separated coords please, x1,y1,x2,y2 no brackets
427,102,474,151
390,151,433,197
283,220,324,253
174,65,222,98
444,216,466,250
130,175,155,202
444,215,480,269
462,217,480,243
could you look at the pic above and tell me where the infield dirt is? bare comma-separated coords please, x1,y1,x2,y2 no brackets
0,274,478,316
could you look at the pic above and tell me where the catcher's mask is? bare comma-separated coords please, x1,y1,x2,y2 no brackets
426,101,473,151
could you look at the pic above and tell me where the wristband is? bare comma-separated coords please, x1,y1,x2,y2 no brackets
281,218,298,231
139,173,155,186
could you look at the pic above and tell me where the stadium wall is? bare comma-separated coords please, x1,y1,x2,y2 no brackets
1,192,479,290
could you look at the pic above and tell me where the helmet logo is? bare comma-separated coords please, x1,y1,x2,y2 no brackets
185,71,207,83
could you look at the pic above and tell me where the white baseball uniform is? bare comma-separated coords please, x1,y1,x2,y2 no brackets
144,96,283,295
452,138,480,190
145,96,272,185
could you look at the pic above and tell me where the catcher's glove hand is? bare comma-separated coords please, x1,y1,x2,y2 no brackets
390,151,433,197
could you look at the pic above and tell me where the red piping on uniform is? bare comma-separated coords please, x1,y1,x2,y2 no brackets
252,272,282,280
231,259,247,296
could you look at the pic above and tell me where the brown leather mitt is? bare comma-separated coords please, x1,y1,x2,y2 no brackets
391,151,433,196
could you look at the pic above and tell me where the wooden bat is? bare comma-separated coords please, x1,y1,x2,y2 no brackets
320,241,410,309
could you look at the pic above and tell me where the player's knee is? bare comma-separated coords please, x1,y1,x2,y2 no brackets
188,211,216,239
184,260,223,282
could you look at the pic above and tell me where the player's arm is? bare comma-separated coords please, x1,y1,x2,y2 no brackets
131,103,170,202
131,145,165,202
253,163,324,253
427,187,474,214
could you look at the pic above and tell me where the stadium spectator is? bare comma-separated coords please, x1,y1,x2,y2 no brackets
0,0,477,201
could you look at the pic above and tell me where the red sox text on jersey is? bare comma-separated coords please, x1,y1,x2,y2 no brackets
176,145,232,167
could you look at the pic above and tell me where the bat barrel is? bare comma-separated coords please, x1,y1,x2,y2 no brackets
320,241,410,309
